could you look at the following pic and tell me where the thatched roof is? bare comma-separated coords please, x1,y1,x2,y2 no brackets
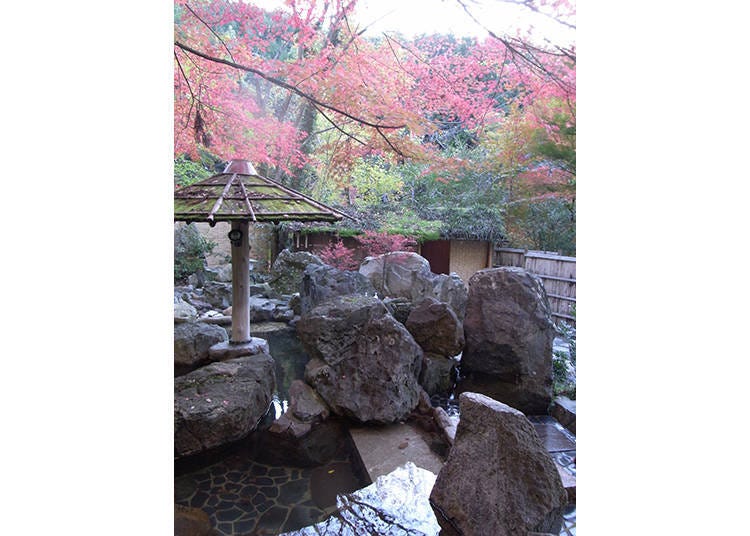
174,160,349,224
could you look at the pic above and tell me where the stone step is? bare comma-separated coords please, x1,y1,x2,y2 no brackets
551,395,576,435
349,422,445,482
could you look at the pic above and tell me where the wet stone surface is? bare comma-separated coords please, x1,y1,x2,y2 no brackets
175,446,368,535
529,415,576,535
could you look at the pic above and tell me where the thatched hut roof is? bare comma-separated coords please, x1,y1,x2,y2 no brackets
174,160,349,225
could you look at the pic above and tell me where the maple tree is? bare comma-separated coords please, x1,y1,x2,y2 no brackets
174,0,574,175
174,0,575,250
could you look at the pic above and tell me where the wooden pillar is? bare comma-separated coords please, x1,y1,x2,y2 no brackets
230,220,251,343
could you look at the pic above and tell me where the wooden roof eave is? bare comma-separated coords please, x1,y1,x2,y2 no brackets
173,213,343,225
174,169,353,224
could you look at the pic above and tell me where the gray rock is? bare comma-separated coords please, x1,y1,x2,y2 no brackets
288,380,330,423
461,267,555,414
418,353,456,396
405,297,464,357
431,272,468,321
174,354,276,458
174,285,195,298
430,392,567,536
205,263,233,283
223,297,294,323
382,296,413,324
207,337,270,361
201,281,233,310
174,322,228,375
298,295,423,424
432,406,457,446
249,281,281,299
299,264,376,315
184,295,213,314
359,252,467,320
269,249,324,295
288,293,302,315
359,251,431,297
551,396,576,435
174,298,198,323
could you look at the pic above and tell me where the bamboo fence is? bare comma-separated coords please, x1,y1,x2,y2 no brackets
494,247,576,326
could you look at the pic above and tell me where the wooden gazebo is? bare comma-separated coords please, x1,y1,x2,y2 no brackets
174,159,348,353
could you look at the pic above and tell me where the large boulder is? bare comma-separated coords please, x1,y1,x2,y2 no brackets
299,263,376,316
174,354,276,458
269,249,324,295
358,252,467,320
430,392,567,536
174,322,228,375
297,295,423,424
359,251,431,296
461,267,555,414
405,297,464,357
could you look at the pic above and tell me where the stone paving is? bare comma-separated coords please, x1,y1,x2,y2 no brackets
528,415,577,535
175,447,369,535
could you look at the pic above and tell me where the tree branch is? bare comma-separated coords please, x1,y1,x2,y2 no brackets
312,103,369,147
455,0,575,93
175,40,407,131
185,3,236,64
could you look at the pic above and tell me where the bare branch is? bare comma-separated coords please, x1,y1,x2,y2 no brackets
504,0,576,30
455,0,575,93
312,103,369,147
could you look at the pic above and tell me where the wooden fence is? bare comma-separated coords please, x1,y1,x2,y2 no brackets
494,247,576,327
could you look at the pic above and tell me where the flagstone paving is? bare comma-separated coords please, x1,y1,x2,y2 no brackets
175,447,370,535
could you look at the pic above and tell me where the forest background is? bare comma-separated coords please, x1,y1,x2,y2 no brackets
173,0,576,255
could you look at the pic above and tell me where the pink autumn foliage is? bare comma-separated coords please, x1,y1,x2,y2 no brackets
318,239,359,271
174,0,575,177
318,231,416,271
356,231,416,257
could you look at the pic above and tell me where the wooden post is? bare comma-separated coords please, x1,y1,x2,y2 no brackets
230,220,251,343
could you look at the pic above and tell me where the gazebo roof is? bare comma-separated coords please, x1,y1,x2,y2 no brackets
174,159,349,224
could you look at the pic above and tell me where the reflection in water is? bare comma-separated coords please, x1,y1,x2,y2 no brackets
281,463,441,536
175,325,371,535
254,325,310,414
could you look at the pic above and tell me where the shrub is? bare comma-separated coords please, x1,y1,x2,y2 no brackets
318,231,417,271
552,305,576,399
356,230,416,257
318,239,359,271
174,225,216,283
